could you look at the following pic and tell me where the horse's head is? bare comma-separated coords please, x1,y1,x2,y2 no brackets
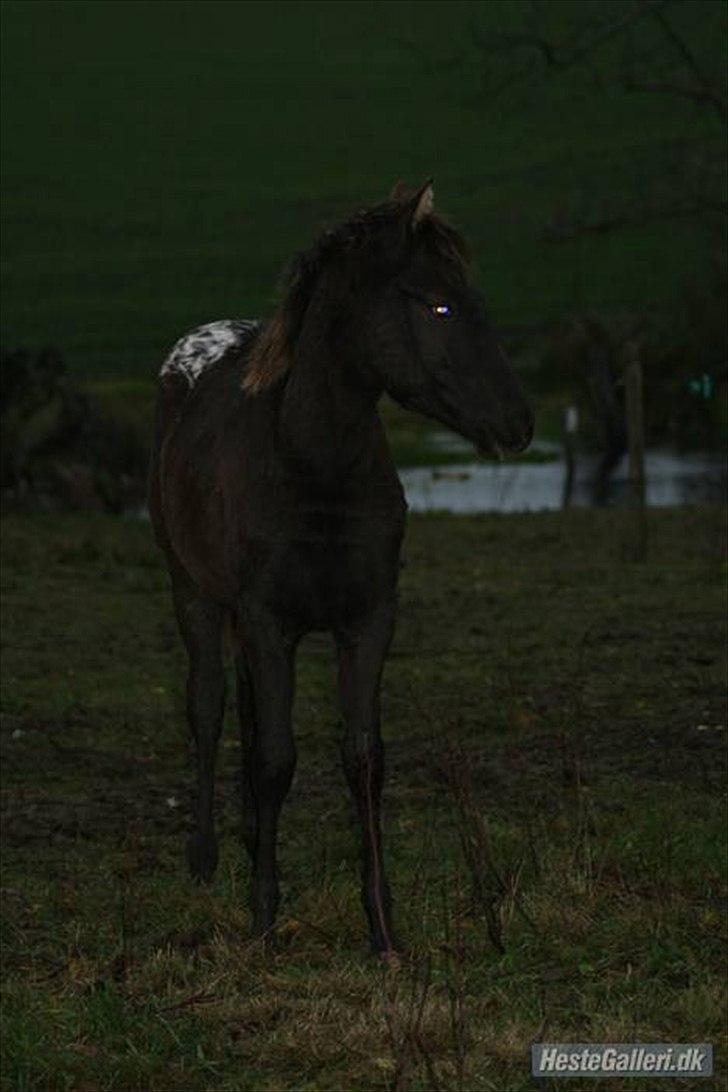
244,180,533,459
359,181,533,457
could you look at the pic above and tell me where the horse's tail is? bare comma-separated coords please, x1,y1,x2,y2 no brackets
147,370,189,549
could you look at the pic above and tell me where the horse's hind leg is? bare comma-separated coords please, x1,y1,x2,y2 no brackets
237,606,297,939
234,651,257,861
172,569,226,883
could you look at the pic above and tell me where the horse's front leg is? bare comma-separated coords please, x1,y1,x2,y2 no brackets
238,606,297,940
336,599,398,957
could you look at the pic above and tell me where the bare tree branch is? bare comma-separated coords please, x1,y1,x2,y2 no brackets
651,6,727,119
624,74,727,117
542,197,727,244
468,0,726,121
467,0,727,239
468,0,671,94
393,1,726,241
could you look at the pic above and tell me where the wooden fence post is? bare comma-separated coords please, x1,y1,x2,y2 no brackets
623,339,647,561
562,405,579,509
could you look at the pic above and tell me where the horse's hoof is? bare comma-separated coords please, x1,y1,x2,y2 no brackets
250,906,278,946
376,947,405,968
248,924,278,956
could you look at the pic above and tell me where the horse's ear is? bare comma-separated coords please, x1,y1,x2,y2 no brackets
389,180,412,201
409,179,435,226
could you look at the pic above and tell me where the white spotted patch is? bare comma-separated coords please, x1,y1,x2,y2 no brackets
160,319,260,386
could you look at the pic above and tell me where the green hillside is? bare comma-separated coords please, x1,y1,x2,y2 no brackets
1,0,725,378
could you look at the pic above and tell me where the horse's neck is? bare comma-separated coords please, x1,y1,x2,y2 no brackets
278,349,379,488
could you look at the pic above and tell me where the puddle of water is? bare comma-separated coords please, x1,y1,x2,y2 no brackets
128,447,724,520
399,450,726,514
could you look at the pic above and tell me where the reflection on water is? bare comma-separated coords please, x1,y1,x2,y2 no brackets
399,450,726,514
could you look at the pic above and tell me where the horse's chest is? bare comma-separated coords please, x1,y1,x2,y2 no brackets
245,519,402,631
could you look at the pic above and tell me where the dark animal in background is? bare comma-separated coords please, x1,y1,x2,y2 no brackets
148,181,534,957
1,347,147,512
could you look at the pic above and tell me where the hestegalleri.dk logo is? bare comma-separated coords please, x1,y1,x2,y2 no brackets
531,1043,713,1078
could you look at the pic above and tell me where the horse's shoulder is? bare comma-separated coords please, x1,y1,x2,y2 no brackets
159,319,260,387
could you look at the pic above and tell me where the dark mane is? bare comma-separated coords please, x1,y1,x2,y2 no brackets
243,198,470,394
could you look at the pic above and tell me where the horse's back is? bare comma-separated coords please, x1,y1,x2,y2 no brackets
149,319,260,589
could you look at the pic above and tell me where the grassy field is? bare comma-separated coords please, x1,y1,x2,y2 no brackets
1,506,726,1090
1,0,725,379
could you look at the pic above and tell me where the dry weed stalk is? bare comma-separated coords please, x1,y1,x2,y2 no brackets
440,718,535,950
380,956,439,1092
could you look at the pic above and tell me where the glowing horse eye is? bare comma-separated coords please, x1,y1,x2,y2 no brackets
432,303,451,317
